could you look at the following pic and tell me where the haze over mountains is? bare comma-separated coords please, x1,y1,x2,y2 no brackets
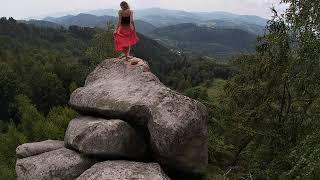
28,8,268,58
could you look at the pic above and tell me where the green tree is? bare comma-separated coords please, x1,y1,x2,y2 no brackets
212,1,320,178
184,87,208,101
86,30,118,66
0,123,27,180
0,63,21,120
15,95,45,140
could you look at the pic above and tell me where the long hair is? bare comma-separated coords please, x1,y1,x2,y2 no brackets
120,1,130,10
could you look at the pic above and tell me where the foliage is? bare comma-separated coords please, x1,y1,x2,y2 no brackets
0,123,27,180
0,18,94,119
0,95,78,180
0,18,86,179
4,5,320,178
205,0,320,179
149,23,258,58
85,30,119,66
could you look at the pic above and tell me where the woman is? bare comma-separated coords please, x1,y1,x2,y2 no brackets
114,1,139,61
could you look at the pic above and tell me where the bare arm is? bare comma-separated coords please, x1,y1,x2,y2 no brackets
115,11,121,33
130,10,135,30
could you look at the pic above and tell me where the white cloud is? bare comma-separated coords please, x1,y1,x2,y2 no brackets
0,0,285,19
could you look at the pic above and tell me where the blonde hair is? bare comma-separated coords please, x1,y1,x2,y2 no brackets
120,1,130,10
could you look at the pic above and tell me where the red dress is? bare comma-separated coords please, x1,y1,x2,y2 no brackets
114,24,139,51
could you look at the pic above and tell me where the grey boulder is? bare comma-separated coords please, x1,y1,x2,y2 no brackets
64,116,147,159
77,160,170,180
16,140,64,159
69,58,208,174
16,148,96,180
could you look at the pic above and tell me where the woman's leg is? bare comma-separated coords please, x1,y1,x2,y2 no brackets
123,47,128,58
126,46,133,60
118,51,126,59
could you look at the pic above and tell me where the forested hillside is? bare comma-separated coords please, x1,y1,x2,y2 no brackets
0,17,232,179
0,17,94,178
41,11,264,58
192,1,320,179
1,0,319,178
86,8,267,27
148,23,257,58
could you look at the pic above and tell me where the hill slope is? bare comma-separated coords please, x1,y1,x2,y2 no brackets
43,14,156,34
87,8,268,27
19,19,63,29
44,13,116,28
148,23,257,57
198,19,264,35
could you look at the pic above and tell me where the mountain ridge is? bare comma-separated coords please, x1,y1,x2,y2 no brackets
39,8,267,27
148,23,257,58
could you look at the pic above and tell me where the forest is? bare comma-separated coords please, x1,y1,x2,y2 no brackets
0,0,320,179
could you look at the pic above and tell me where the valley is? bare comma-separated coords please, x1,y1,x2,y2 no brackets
27,8,267,59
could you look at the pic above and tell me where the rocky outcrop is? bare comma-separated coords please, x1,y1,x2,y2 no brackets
15,58,208,179
69,58,208,174
77,160,170,180
64,116,146,159
16,140,64,159
16,148,96,180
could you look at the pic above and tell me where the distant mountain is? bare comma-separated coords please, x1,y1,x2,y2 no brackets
87,9,118,16
133,8,199,27
87,8,268,27
41,9,264,57
44,13,116,28
135,20,157,34
197,19,265,35
19,20,62,29
148,23,257,57
132,33,184,78
43,8,268,33
43,14,156,34
193,11,268,26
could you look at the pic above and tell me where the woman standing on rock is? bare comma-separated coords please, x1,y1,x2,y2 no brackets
114,1,139,61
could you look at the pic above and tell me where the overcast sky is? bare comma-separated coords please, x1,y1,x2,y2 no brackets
1,0,286,19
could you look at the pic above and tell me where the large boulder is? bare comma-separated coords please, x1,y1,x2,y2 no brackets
77,160,170,180
16,140,64,159
16,148,96,180
64,116,147,159
69,58,208,175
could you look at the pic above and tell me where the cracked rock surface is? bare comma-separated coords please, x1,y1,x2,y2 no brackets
77,160,170,180
64,116,147,159
69,58,208,174
16,140,64,159
16,148,96,180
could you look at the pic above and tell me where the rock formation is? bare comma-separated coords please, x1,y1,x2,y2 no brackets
77,161,170,180
16,140,64,159
15,57,208,180
64,116,147,159
16,148,96,180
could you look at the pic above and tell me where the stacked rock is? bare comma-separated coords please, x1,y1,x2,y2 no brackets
15,58,208,180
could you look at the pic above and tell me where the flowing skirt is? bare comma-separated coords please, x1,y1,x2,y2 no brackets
114,25,139,51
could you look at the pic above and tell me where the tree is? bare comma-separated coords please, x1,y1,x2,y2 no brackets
0,123,27,180
212,1,320,178
86,30,119,66
14,95,45,140
0,63,21,120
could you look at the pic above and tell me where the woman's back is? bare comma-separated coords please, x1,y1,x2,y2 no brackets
114,1,139,60
119,9,132,26
121,16,130,25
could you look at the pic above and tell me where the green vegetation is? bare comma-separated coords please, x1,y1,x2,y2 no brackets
41,10,264,58
184,0,320,179
1,0,319,178
0,17,95,179
0,95,78,179
148,23,257,58
0,17,232,179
